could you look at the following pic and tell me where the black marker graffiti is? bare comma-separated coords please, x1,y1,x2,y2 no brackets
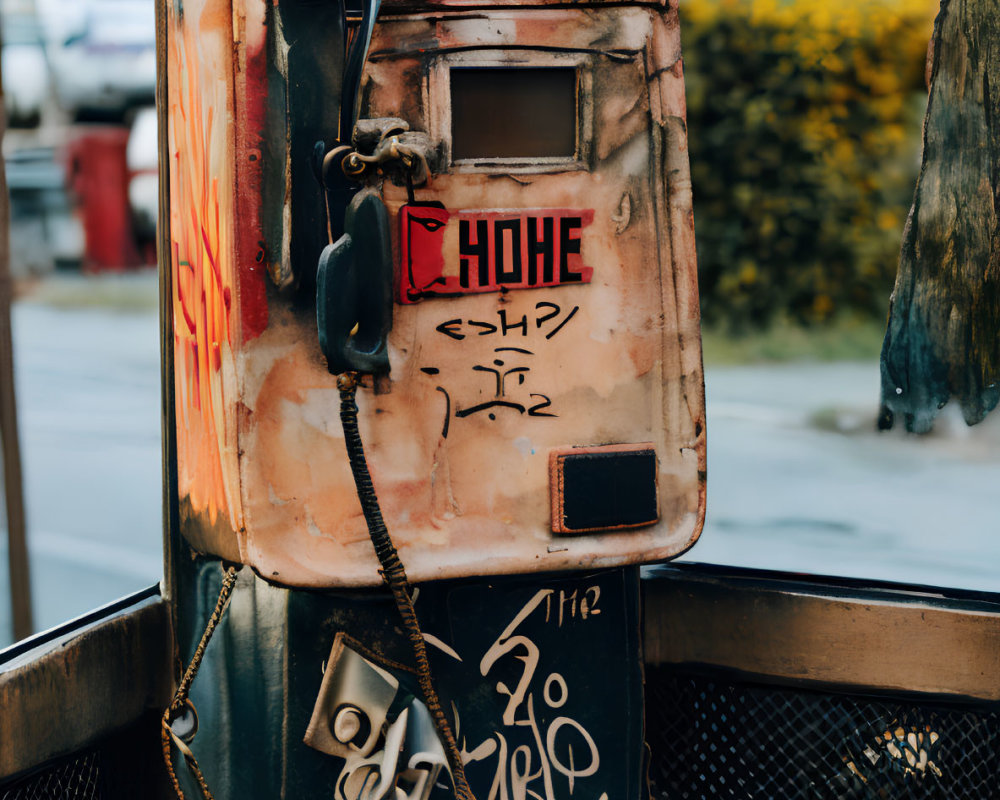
435,302,579,342
436,319,465,340
423,300,579,425
453,350,555,420
435,386,451,438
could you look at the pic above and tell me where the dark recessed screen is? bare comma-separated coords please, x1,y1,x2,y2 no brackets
560,449,658,532
450,68,577,160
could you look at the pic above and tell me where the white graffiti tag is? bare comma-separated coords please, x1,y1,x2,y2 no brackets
463,589,603,800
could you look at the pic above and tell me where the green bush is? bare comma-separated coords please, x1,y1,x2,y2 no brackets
681,0,937,330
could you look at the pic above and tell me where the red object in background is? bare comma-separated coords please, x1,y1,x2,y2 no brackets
66,127,141,271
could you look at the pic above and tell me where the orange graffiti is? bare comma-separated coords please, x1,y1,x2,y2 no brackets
168,0,240,532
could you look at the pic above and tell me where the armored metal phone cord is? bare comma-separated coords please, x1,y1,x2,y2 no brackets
158,353,470,800
338,371,478,800
162,564,240,800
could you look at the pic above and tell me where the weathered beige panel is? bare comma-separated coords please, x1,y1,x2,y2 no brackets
171,1,705,587
232,4,703,587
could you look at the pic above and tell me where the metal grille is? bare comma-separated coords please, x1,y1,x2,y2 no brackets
0,752,102,800
646,667,1000,800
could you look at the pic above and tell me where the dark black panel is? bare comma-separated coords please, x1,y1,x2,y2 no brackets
174,556,644,800
559,448,657,533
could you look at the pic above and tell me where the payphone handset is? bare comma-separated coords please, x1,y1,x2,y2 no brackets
168,0,705,589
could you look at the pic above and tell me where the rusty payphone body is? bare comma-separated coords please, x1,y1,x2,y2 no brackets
162,0,703,796
168,0,704,589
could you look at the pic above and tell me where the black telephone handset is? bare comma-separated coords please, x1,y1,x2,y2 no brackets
315,0,393,377
317,186,393,376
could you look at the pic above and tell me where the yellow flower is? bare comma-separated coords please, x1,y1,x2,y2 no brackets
813,294,835,318
739,261,759,284
877,210,900,231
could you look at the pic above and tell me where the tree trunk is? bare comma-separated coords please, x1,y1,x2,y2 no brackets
880,0,1000,432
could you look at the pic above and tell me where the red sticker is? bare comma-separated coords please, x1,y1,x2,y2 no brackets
399,207,594,304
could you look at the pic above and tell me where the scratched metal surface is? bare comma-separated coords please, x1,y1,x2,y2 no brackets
167,0,705,587
174,559,643,800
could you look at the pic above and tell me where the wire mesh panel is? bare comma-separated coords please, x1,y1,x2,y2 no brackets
646,667,1000,800
0,752,102,800
0,708,168,799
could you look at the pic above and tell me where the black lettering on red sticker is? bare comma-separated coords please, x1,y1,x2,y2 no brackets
399,207,594,303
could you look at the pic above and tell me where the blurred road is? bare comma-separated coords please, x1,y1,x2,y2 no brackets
684,363,1000,593
3,274,1000,647
1,274,161,645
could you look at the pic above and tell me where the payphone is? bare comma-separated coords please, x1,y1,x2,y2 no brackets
168,0,705,588
162,0,704,797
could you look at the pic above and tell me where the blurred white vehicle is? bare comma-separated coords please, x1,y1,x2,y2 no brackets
34,0,154,118
1,2,50,127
